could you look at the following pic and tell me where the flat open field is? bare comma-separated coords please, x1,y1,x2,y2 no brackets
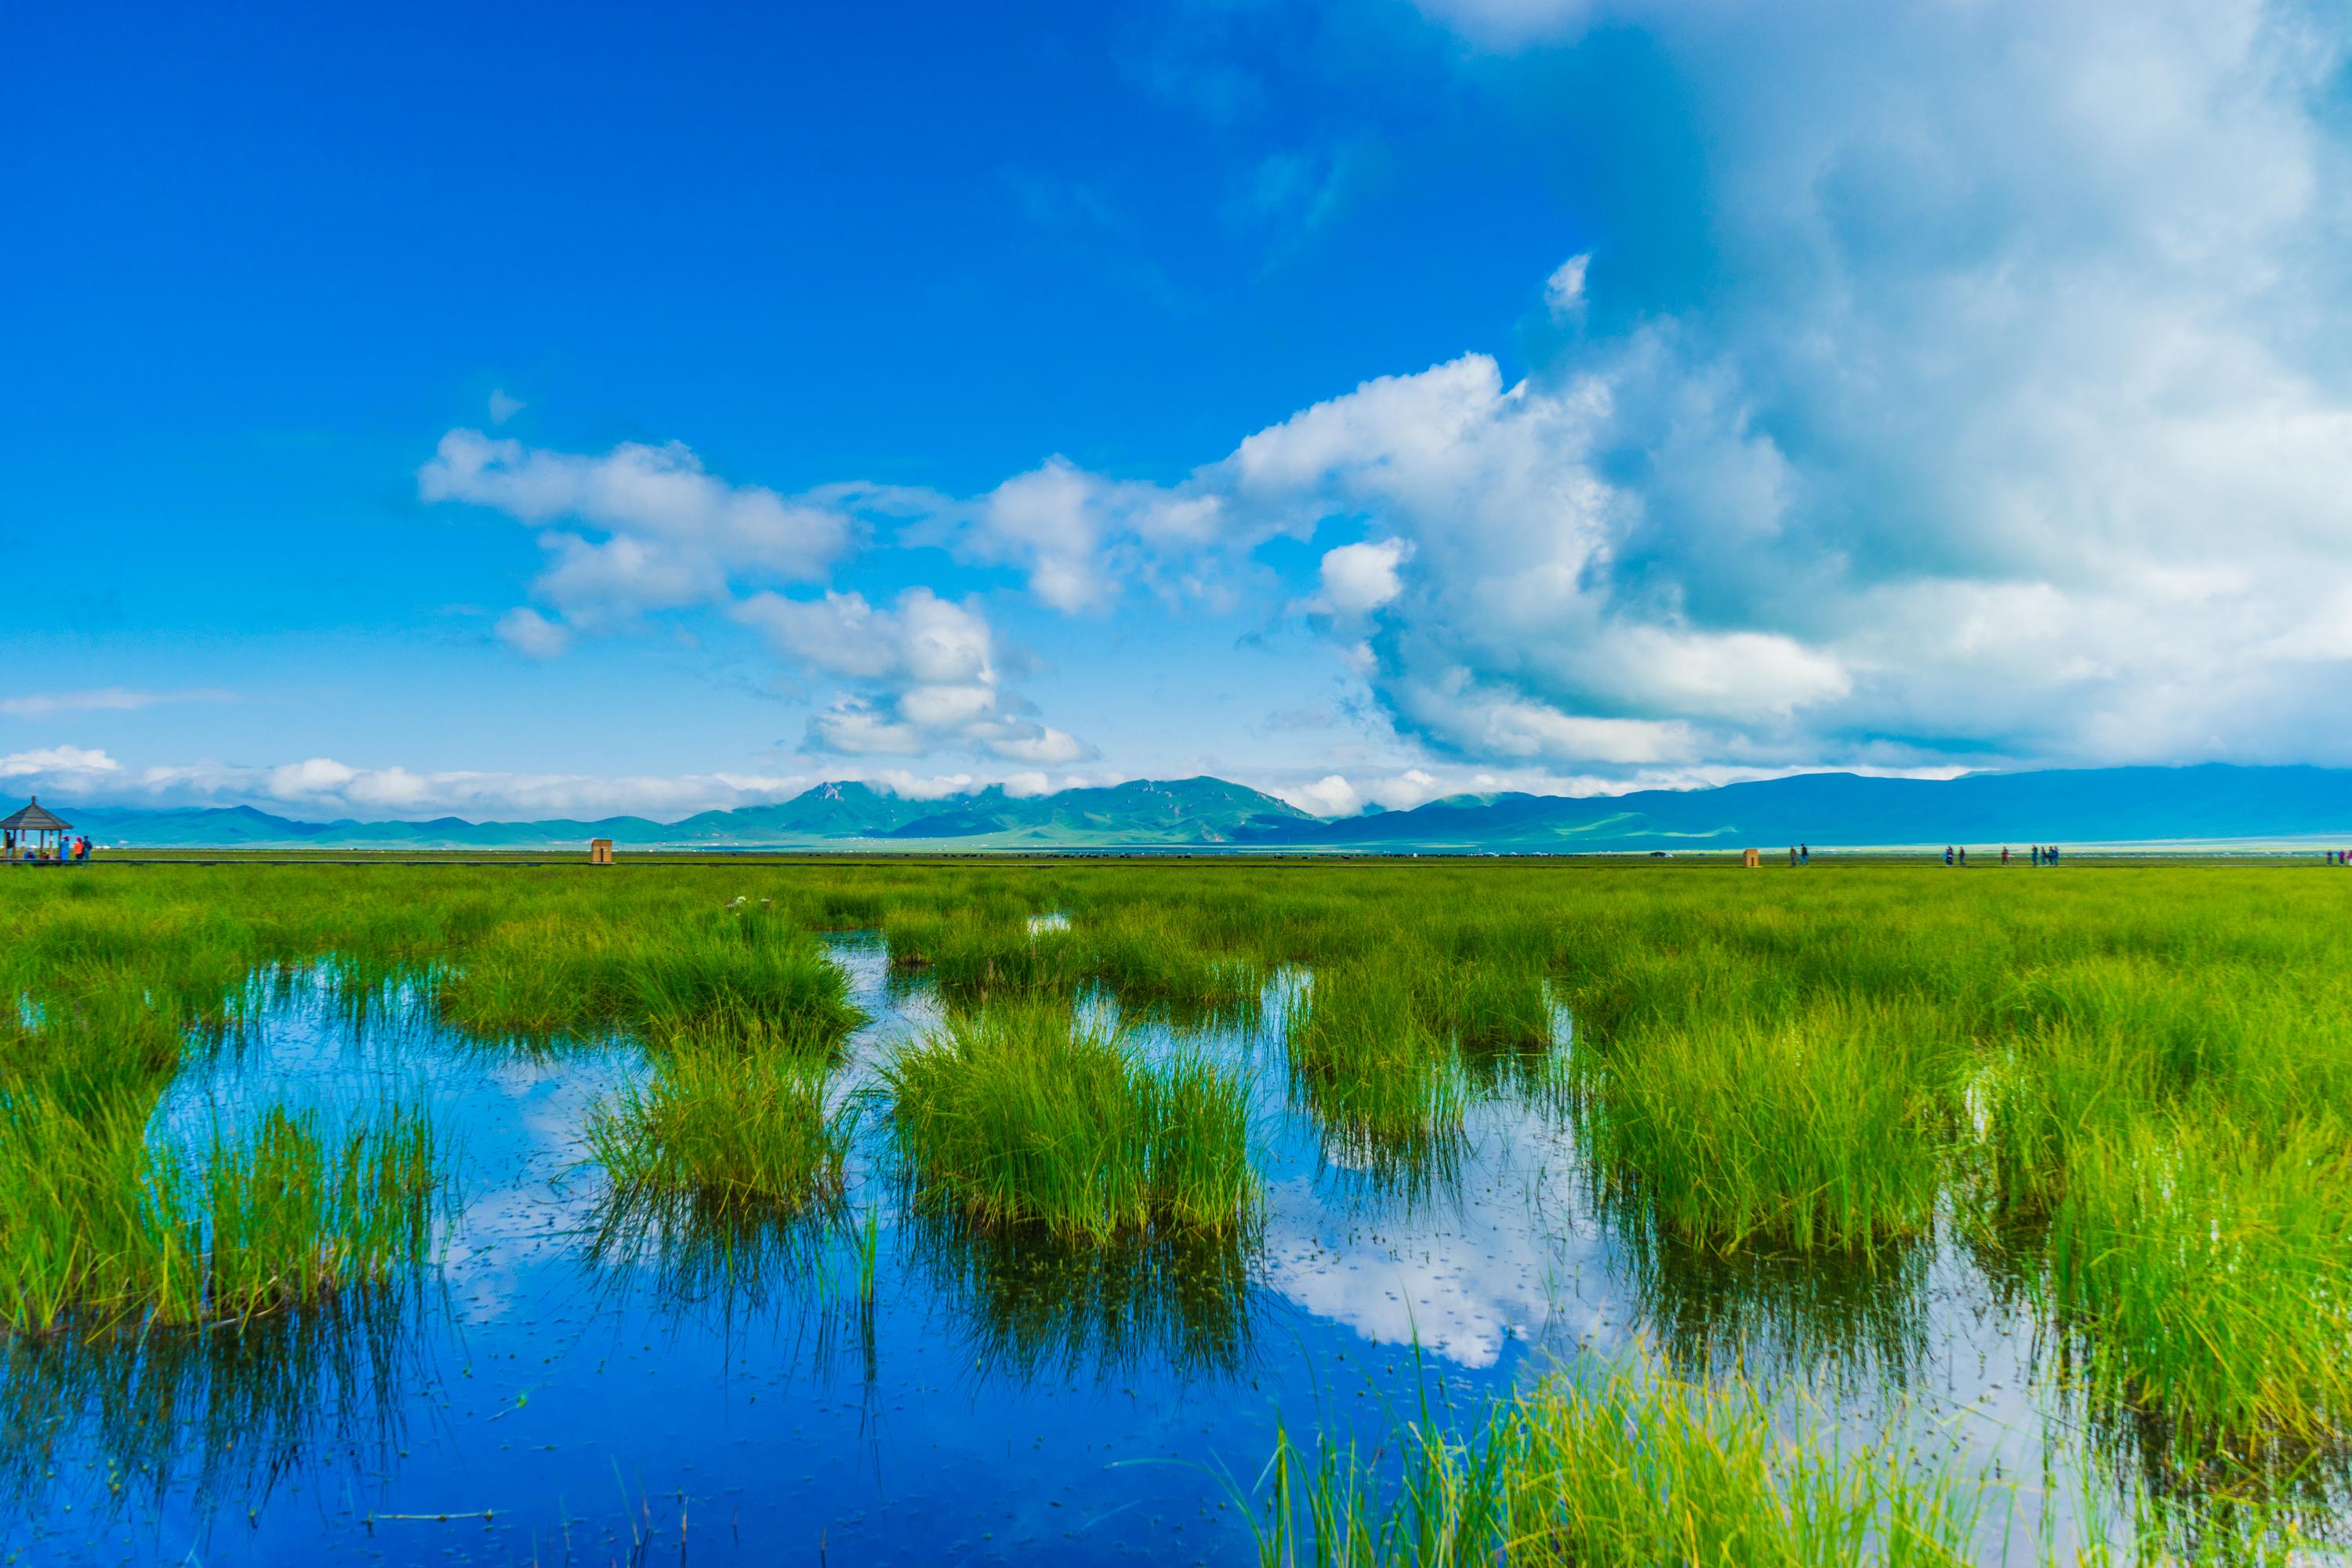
4,860,2350,1564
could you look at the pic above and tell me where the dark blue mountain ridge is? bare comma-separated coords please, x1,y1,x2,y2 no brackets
1237,764,2352,850
31,764,2352,851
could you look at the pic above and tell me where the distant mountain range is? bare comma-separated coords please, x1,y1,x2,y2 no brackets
31,765,2352,852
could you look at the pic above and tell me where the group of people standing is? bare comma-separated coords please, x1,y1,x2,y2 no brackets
1780,842,2072,866
7,833,92,862
1944,844,2061,866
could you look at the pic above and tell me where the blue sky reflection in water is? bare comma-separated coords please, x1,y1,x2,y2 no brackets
5,938,2089,1566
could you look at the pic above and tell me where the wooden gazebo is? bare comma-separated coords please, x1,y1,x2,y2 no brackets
2,797,73,862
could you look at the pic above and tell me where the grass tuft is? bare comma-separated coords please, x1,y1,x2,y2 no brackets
1287,961,1469,1174
884,1004,1257,1242
1579,1000,1947,1254
588,1032,849,1218
1250,1359,1986,1567
0,1091,437,1334
2045,1112,2352,1448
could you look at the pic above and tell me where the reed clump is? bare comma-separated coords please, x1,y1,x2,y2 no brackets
2045,1112,2352,1447
588,1030,849,1217
437,909,865,1047
1287,961,1469,1168
1577,1000,1949,1254
884,1004,1257,1242
200,1106,437,1317
924,916,1089,1004
0,1092,437,1334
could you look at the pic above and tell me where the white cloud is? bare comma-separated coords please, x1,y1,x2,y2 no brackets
1309,539,1410,617
979,724,1087,766
494,607,571,659
264,757,358,800
530,531,723,622
739,586,996,685
739,587,1093,765
488,389,525,425
1258,760,1969,818
953,457,1230,613
1280,774,1364,817
0,746,122,780
419,425,1105,765
922,0,2352,775
408,0,2352,779
804,698,930,757
0,688,234,720
3,742,1975,829
1543,252,1589,318
420,429,856,634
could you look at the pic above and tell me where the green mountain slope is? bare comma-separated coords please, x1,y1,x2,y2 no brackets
37,764,2352,852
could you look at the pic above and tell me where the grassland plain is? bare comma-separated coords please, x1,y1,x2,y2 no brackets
2,858,2349,1561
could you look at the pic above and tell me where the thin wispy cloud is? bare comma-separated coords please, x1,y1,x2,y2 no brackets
0,688,236,720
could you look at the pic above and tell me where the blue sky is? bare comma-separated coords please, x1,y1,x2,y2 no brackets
7,1,2351,821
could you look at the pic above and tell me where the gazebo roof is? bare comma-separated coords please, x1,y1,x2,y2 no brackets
0,797,71,833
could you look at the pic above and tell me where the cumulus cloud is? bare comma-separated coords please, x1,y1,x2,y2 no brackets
1279,773,1368,817
419,430,857,633
0,746,122,781
1340,0,2352,771
924,0,2352,775
421,428,1104,764
738,587,1092,765
742,586,995,685
412,2,2352,780
945,456,1230,612
1308,539,1410,618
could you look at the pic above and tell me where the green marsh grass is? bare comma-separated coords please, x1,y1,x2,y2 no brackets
1249,1359,1986,1567
1577,1000,1950,1254
2045,1112,2352,1448
199,1105,437,1319
438,907,866,1047
10,856,2352,1500
587,1030,850,1218
884,1004,1258,1242
0,1092,437,1333
1287,960,1470,1173
921,914,1087,1004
